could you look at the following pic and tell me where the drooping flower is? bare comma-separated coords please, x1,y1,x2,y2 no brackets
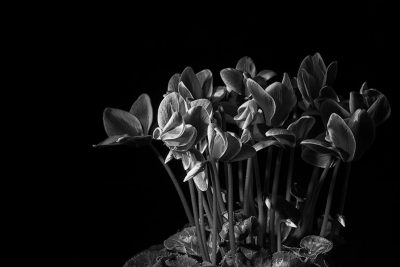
95,93,153,147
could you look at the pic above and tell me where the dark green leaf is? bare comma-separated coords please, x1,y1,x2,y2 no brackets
123,245,168,267
220,68,245,95
164,227,202,256
236,56,256,77
272,251,303,267
103,108,143,137
165,254,201,267
300,235,333,258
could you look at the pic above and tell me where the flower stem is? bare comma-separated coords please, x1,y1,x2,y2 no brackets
243,158,253,217
227,163,236,253
211,182,218,265
276,215,282,252
189,180,208,261
150,144,194,226
320,159,341,237
253,154,265,248
198,189,210,261
285,147,295,202
238,160,244,203
270,148,284,253
209,157,227,215
264,146,274,195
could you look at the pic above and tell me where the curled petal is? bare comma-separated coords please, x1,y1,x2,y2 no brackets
349,91,367,114
164,125,197,150
247,78,276,126
211,127,228,160
181,66,202,99
236,56,256,77
211,86,227,103
167,73,180,93
162,111,184,133
190,99,213,116
287,116,316,142
347,109,375,160
129,93,153,135
266,81,297,126
157,92,187,129
319,98,350,126
220,68,245,95
228,143,256,162
327,113,356,162
324,61,337,86
196,69,213,98
184,106,210,145
219,132,242,161
367,94,391,126
184,161,207,182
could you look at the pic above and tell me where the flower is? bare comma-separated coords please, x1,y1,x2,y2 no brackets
297,53,337,109
153,92,209,153
220,56,277,96
207,123,256,162
95,93,153,147
247,73,297,127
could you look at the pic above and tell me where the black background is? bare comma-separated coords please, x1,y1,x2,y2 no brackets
50,2,398,266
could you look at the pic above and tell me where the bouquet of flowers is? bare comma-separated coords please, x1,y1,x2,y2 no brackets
95,53,391,266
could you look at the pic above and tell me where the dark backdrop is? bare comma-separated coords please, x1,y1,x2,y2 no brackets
54,2,398,266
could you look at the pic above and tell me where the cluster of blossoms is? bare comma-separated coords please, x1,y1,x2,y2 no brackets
96,54,390,267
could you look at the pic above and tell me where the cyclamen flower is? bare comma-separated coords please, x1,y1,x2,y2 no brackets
95,94,153,147
153,92,209,153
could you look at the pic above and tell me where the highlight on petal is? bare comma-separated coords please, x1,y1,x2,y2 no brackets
349,91,367,114
253,139,280,152
157,92,187,129
165,150,175,164
247,78,276,126
210,127,228,160
211,86,227,103
324,61,337,86
183,161,207,182
193,171,208,191
164,125,197,150
287,116,316,142
327,113,356,162
167,73,180,93
196,69,213,98
236,56,256,77
347,109,375,160
257,69,277,81
103,108,143,137
190,99,213,116
180,66,202,99
220,68,245,95
301,146,334,168
265,128,296,148
178,81,194,101
129,94,153,135
367,94,391,126
162,111,184,133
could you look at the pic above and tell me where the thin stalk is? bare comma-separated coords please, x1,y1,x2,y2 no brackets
150,144,194,226
202,193,213,232
320,160,341,237
238,160,244,203
276,216,282,252
189,180,208,261
198,189,210,261
211,183,218,265
285,147,295,201
209,158,227,215
243,158,253,217
253,154,265,248
227,163,236,253
270,149,284,253
264,146,274,194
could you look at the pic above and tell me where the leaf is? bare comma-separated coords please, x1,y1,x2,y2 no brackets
168,73,181,93
236,56,256,77
300,235,333,258
247,78,276,126
164,227,203,256
123,245,168,267
272,251,302,267
181,66,202,99
266,81,297,127
324,61,337,86
157,92,187,129
184,106,210,145
319,98,350,126
349,91,367,114
103,108,143,137
220,68,245,95
129,93,153,135
196,69,213,98
327,113,356,162
367,94,391,126
287,116,316,142
166,254,201,267
346,109,375,160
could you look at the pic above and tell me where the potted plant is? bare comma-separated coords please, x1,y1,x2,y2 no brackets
94,53,391,266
